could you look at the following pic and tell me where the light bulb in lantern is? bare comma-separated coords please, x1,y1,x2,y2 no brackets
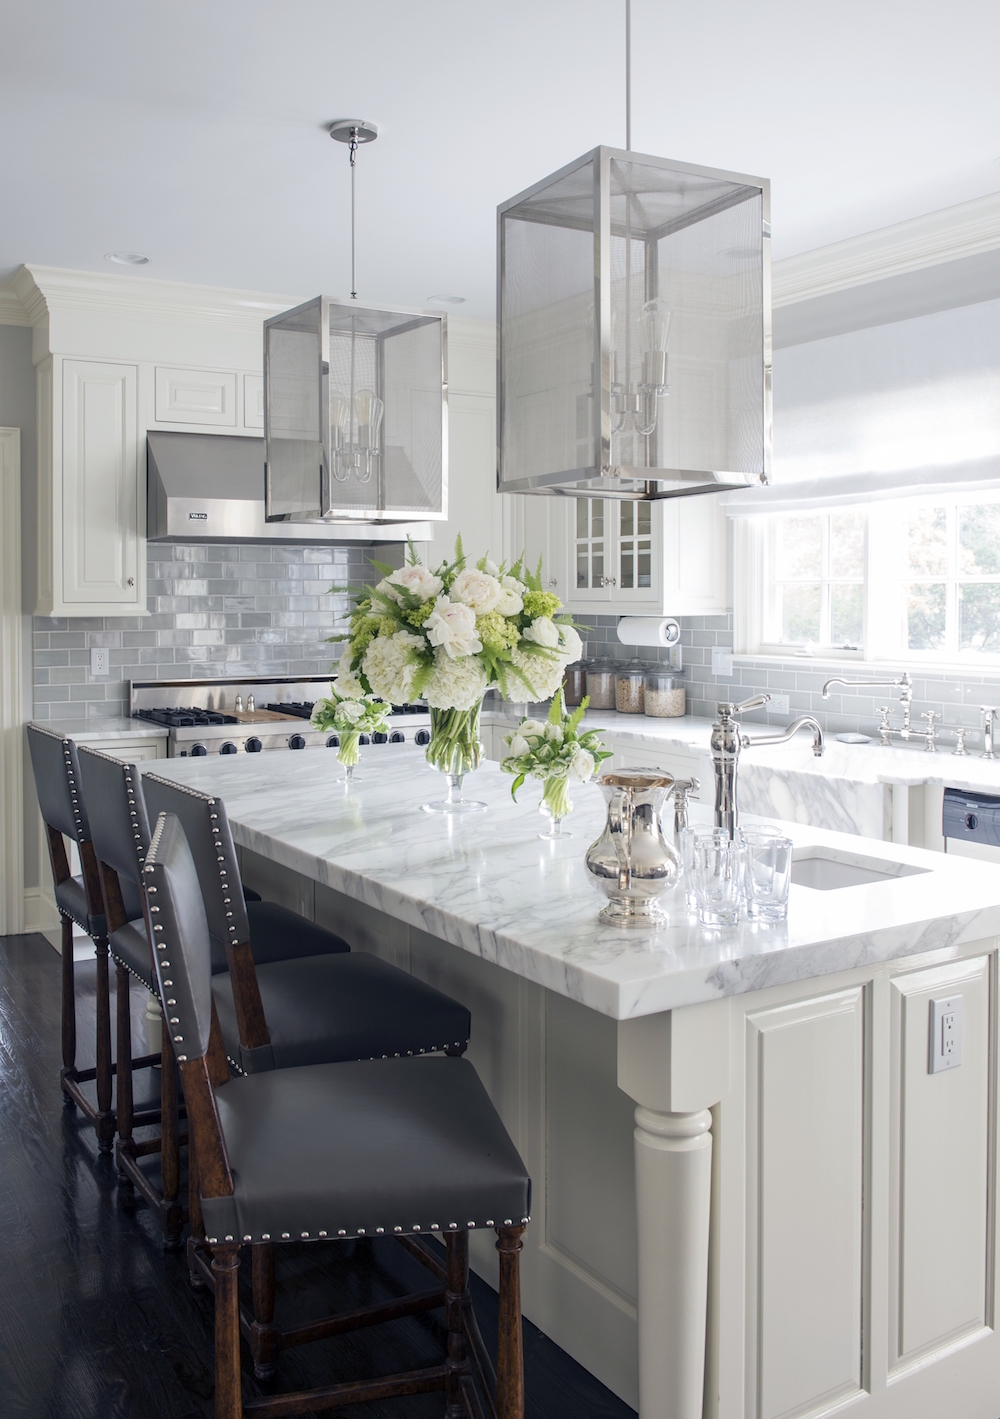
354,388,383,483
330,391,352,481
640,298,671,391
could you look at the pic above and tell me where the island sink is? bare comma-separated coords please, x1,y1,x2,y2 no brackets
791,847,930,891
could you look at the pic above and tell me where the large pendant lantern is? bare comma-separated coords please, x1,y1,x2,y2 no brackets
264,121,448,526
497,145,771,501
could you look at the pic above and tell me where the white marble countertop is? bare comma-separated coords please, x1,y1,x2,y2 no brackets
30,717,169,743
140,746,1000,1021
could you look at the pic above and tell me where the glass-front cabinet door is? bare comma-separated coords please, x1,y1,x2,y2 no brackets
569,498,660,607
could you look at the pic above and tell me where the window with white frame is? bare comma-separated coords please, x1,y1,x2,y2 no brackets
746,495,1000,664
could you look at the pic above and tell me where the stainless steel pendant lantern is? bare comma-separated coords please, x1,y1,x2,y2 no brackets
264,119,448,526
264,297,447,525
497,146,771,501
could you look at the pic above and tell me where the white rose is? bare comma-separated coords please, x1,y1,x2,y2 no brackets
425,596,483,660
337,699,364,724
502,574,526,594
519,718,546,738
544,723,563,743
506,732,530,758
521,616,561,649
449,568,504,615
494,583,523,616
557,623,583,662
568,747,596,782
387,564,444,603
483,558,500,576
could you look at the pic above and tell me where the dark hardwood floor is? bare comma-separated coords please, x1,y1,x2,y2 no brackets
0,933,637,1419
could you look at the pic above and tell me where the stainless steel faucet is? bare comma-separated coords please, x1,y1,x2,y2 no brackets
822,670,953,752
668,777,700,842
710,696,825,837
982,708,998,760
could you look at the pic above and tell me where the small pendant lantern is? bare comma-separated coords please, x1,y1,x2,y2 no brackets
264,121,448,526
497,5,771,501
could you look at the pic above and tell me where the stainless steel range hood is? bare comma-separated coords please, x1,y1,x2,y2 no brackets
146,431,431,544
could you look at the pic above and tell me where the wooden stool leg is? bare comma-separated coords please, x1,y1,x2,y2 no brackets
94,938,115,1152
59,915,77,1099
212,1243,242,1419
159,1028,184,1248
114,962,135,1188
496,1225,525,1419
251,1242,278,1380
445,1231,472,1418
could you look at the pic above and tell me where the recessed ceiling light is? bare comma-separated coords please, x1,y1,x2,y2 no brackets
427,294,465,305
105,252,150,265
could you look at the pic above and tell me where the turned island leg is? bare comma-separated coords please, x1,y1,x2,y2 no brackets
618,1000,731,1419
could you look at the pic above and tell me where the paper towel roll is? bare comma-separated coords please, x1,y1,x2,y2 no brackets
616,616,681,649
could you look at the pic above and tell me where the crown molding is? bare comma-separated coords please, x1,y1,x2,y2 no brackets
0,283,31,326
772,191,1000,308
9,265,303,334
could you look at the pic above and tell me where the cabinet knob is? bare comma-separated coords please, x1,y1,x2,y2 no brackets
548,578,558,588
127,577,134,587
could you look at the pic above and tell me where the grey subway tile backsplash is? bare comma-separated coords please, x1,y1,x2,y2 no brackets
32,541,379,721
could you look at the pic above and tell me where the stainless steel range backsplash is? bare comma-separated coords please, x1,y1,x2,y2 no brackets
32,542,379,722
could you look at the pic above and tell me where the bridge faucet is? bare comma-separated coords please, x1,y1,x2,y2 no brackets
710,696,825,838
822,672,913,746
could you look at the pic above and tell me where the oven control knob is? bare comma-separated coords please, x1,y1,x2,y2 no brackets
389,731,405,744
966,812,979,831
326,734,340,749
288,734,307,750
190,744,208,757
358,734,370,746
415,728,430,747
373,731,388,745
245,737,262,753
220,741,238,755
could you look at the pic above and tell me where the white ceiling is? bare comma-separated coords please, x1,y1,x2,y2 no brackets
2,0,998,318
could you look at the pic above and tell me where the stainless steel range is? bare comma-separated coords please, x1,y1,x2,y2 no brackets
128,675,431,758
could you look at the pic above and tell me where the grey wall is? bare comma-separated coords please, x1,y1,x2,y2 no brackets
0,324,38,891
31,542,380,723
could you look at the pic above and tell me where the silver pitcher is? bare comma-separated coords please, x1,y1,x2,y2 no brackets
585,768,681,927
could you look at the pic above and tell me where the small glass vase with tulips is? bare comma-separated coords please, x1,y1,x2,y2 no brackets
500,690,611,839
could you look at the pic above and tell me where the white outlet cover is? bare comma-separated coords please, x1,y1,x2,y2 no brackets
90,647,109,677
769,693,790,714
929,994,963,1073
711,647,734,677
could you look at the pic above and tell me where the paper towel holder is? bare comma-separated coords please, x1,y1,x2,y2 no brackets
616,616,681,649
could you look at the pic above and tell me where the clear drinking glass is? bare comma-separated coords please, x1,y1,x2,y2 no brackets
740,830,793,922
679,825,711,910
693,828,743,927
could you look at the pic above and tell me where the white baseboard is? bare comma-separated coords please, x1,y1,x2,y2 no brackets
24,886,63,949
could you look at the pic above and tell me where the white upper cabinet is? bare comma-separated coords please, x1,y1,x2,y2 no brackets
36,358,144,616
154,365,237,426
546,493,728,616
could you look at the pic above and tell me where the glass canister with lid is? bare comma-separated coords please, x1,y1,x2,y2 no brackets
562,661,587,708
615,661,646,714
644,670,686,718
585,659,616,710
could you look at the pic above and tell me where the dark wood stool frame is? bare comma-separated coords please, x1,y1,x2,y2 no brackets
180,1014,525,1419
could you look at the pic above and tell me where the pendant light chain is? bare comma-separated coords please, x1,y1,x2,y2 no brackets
349,127,359,300
625,0,631,151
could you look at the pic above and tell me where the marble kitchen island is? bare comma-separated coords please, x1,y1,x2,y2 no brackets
143,747,1000,1419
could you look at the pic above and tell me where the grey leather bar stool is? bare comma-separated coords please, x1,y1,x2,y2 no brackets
77,746,353,1245
144,811,530,1419
142,772,474,1377
26,724,116,1150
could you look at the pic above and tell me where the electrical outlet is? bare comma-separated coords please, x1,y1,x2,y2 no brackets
769,693,790,715
711,647,734,677
90,647,109,678
929,994,963,1073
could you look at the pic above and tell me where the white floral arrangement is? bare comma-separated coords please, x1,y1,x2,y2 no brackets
309,678,390,770
335,538,583,711
501,690,612,823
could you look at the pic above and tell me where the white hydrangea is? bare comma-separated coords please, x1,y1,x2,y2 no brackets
362,630,425,704
521,616,561,649
556,622,583,662
506,645,566,701
385,564,444,603
423,647,488,711
335,644,365,699
449,568,504,615
568,747,596,782
425,597,483,659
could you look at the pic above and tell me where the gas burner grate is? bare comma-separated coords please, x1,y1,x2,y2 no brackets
133,707,238,728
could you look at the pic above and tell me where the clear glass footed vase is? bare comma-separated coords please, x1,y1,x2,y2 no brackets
337,729,361,782
421,702,487,814
539,774,573,839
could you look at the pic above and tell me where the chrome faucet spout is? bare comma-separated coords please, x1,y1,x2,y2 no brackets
822,671,912,701
743,715,825,757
